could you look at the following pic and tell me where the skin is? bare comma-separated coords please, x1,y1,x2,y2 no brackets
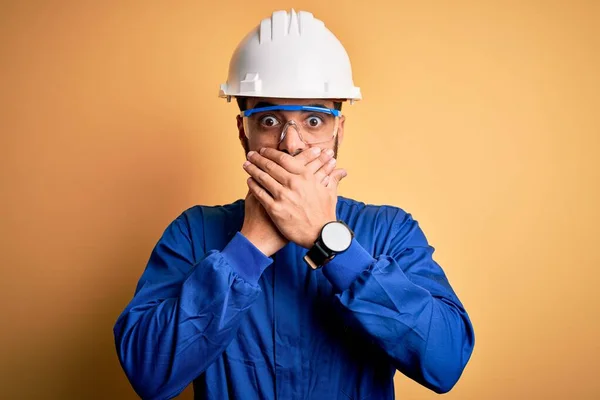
237,97,348,256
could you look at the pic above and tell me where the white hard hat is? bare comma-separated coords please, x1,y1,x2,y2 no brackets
219,9,361,102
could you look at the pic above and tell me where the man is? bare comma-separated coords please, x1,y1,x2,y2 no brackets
114,9,474,400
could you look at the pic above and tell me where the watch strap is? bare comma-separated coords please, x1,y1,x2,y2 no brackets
303,239,331,270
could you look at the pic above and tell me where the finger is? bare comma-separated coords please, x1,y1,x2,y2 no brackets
314,157,337,183
326,168,348,189
296,146,326,167
306,148,334,174
259,147,321,174
243,161,283,198
247,177,276,209
247,150,291,185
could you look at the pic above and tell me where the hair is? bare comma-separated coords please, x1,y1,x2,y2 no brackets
236,97,343,112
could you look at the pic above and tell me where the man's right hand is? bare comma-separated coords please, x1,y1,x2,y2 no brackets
240,147,337,257
240,191,286,257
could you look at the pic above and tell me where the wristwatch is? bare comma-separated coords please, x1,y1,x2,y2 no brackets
304,221,354,270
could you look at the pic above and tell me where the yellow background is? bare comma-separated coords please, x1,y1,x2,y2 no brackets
1,1,599,399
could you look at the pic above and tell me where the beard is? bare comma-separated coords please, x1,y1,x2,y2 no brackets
242,136,339,159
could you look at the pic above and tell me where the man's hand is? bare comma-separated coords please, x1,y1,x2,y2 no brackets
240,191,286,257
240,147,336,256
242,147,347,249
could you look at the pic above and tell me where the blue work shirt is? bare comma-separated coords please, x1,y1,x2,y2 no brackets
114,196,474,399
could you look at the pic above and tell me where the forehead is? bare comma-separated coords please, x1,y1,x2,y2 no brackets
246,97,336,109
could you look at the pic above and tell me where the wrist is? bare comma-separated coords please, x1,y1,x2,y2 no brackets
305,217,337,248
304,220,354,269
240,227,280,257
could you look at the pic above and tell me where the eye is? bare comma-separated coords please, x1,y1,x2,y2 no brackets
306,115,324,128
259,115,280,128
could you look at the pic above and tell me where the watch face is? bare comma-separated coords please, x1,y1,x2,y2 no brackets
321,222,352,252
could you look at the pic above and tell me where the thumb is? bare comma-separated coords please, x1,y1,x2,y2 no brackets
327,169,348,189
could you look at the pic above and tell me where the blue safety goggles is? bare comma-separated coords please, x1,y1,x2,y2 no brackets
240,105,342,118
240,105,342,145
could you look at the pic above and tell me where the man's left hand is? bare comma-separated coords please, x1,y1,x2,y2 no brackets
243,147,348,249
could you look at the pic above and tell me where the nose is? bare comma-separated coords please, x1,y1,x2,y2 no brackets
278,121,306,156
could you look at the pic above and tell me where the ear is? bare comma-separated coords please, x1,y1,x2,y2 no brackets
237,114,245,143
336,115,346,148
237,114,252,155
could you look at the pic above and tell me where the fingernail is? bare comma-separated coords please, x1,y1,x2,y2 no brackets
247,151,255,158
311,147,322,154
243,161,250,167
325,149,334,156
328,158,336,165
259,147,267,154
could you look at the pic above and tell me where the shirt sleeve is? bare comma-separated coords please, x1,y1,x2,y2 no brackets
321,210,475,394
113,212,272,400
